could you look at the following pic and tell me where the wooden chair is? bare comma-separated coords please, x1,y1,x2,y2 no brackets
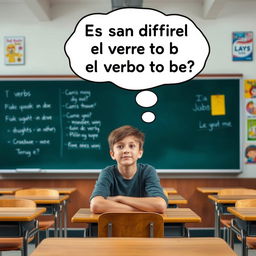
15,189,59,240
0,199,39,256
218,189,256,243
98,212,164,237
230,199,256,256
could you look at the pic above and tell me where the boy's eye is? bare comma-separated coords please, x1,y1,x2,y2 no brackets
129,144,136,148
117,145,123,149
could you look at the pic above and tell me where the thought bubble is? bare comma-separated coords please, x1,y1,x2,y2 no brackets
136,91,157,107
65,8,210,122
142,112,155,123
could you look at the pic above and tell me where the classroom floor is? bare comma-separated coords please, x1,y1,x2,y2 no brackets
0,242,256,256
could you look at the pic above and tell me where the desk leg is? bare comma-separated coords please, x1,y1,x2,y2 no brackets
63,199,68,237
214,202,221,237
54,208,58,237
59,204,62,237
241,230,248,256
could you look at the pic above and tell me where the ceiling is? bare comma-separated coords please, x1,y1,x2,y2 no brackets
0,0,254,21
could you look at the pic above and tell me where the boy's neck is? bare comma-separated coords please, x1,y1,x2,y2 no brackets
117,163,137,179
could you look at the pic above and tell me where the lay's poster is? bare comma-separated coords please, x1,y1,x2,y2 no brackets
232,31,253,61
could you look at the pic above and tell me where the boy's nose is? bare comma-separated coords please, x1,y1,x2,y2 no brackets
123,146,130,152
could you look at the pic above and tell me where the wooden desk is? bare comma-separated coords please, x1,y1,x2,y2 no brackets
72,208,201,237
72,208,201,223
197,187,226,194
29,187,77,195
0,207,46,221
228,207,256,256
0,187,22,195
163,187,177,194
168,194,188,206
197,187,250,194
0,195,69,237
30,237,236,256
209,194,256,237
29,187,77,237
228,207,256,221
0,207,46,256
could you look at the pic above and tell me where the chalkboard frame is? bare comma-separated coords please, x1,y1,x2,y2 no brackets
0,74,243,174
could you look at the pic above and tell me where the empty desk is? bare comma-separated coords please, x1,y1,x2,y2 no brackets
228,206,256,256
0,207,46,256
163,187,178,194
0,188,22,195
29,187,77,237
208,194,256,237
168,194,188,208
0,195,69,237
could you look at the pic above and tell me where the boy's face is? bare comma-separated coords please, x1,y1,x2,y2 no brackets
247,150,256,159
110,135,143,167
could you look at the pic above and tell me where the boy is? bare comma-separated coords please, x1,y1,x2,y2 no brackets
90,125,168,214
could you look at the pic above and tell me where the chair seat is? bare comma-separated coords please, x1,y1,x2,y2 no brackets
237,235,256,249
220,218,231,228
0,236,33,251
39,220,54,230
246,237,256,249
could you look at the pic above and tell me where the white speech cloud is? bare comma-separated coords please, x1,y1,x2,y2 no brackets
65,8,210,90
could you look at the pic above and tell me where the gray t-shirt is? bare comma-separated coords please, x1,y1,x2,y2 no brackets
90,163,168,205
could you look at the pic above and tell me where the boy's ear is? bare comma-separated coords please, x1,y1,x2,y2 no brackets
138,149,143,159
110,150,115,160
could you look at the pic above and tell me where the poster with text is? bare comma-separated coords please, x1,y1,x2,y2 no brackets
4,36,25,65
232,31,253,61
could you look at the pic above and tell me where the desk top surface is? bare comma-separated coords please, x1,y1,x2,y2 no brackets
0,188,23,194
71,208,201,223
0,207,46,221
197,187,249,194
197,187,225,194
0,195,69,204
227,207,256,221
168,194,187,204
30,237,236,256
29,187,77,194
208,194,256,203
163,187,177,194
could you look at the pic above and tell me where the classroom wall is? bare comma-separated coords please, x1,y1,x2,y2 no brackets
0,1,255,177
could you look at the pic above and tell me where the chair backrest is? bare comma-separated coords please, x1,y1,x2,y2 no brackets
15,189,59,197
218,188,256,196
0,199,36,208
235,199,256,207
98,212,164,238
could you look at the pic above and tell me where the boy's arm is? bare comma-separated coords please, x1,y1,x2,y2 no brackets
90,196,141,214
108,196,167,213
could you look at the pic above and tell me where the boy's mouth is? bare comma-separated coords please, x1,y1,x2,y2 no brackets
122,156,131,159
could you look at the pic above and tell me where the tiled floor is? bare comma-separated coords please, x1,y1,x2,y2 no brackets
0,242,256,256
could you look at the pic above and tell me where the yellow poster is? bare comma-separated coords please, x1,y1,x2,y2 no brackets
244,79,256,98
210,95,226,116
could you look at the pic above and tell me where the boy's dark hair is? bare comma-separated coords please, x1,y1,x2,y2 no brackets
245,145,256,157
108,125,145,151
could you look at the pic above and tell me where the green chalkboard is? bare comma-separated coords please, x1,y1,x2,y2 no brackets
0,76,241,173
